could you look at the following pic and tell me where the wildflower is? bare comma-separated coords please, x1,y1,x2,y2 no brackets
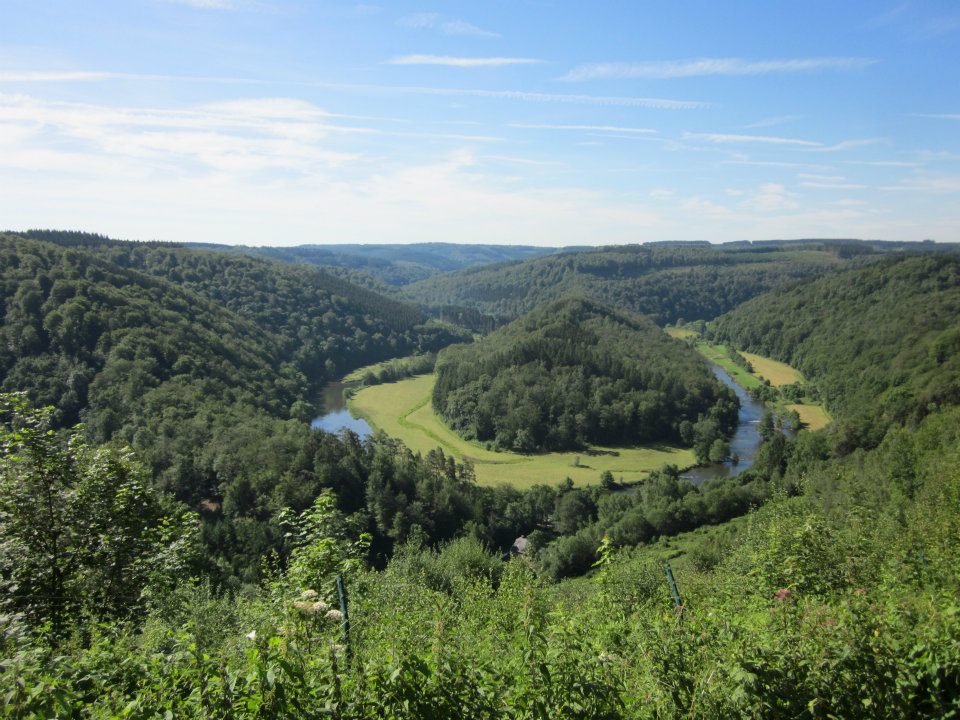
293,600,317,614
245,630,257,641
773,588,791,602
325,608,344,622
597,652,616,664
331,643,346,656
312,601,329,614
300,589,318,600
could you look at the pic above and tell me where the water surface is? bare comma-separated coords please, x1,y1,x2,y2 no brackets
310,381,372,438
681,365,766,485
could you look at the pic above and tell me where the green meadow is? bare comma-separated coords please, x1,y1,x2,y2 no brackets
349,374,695,489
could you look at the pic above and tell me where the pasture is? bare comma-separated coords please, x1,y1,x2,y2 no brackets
740,351,804,386
693,342,764,390
349,374,695,489
787,402,832,431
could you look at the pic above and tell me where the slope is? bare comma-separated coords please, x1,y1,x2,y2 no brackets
433,297,738,452
709,252,960,448
402,242,848,324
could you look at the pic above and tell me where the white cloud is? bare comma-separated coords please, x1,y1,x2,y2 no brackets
562,57,876,81
509,123,655,134
799,181,866,190
741,115,801,129
845,160,922,168
740,183,799,213
807,138,885,153
0,71,114,82
881,176,960,193
911,113,960,121
685,132,821,147
387,55,541,67
797,174,846,182
399,13,501,38
161,0,238,8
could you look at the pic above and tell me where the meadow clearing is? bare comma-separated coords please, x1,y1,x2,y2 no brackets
740,351,804,386
348,374,695,489
665,326,831,430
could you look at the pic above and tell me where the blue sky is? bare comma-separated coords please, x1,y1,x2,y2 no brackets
1,0,958,246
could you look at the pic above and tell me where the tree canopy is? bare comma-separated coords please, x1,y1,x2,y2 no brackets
433,297,738,452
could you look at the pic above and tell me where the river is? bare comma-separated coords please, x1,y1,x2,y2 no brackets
310,381,372,438
681,364,766,485
311,364,766,483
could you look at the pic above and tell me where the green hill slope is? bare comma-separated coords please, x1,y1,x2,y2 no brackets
709,253,960,448
433,297,738,452
402,243,847,324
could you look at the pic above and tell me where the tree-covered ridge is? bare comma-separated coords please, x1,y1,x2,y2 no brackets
93,242,465,384
402,243,848,324
187,241,564,286
433,297,738,452
709,253,960,449
0,235,294,427
0,235,471,575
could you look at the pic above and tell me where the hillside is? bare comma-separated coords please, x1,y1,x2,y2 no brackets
433,297,738,452
709,253,960,449
0,234,470,579
401,242,849,324
3,240,960,717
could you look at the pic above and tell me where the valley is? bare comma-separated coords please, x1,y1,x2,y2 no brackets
347,373,696,488
3,233,959,718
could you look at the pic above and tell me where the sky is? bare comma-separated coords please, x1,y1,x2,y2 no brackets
1,1,959,246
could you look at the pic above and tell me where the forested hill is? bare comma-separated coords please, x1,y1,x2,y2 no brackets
401,243,849,324
0,234,469,503
188,241,565,286
433,297,738,452
710,253,960,449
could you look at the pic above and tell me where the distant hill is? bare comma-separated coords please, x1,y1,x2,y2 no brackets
186,241,569,286
433,297,738,453
401,242,851,324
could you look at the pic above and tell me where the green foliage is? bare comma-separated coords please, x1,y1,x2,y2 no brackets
710,253,960,449
0,394,197,631
403,242,846,324
434,298,738,452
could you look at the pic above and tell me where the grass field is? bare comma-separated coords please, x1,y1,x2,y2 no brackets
693,342,764,390
349,374,695,489
664,326,699,340
681,335,832,429
740,352,804,386
787,403,832,431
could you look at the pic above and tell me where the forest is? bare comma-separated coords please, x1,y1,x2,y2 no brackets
2,235,960,717
432,298,738,453
400,242,853,324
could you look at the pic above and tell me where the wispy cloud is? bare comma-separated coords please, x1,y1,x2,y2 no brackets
387,55,541,67
398,13,500,38
911,113,960,121
741,115,801,129
562,57,876,81
807,138,885,153
799,181,866,190
684,132,821,147
845,160,922,168
509,123,656,134
0,68,707,109
161,0,239,9
881,176,960,193
0,71,114,82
